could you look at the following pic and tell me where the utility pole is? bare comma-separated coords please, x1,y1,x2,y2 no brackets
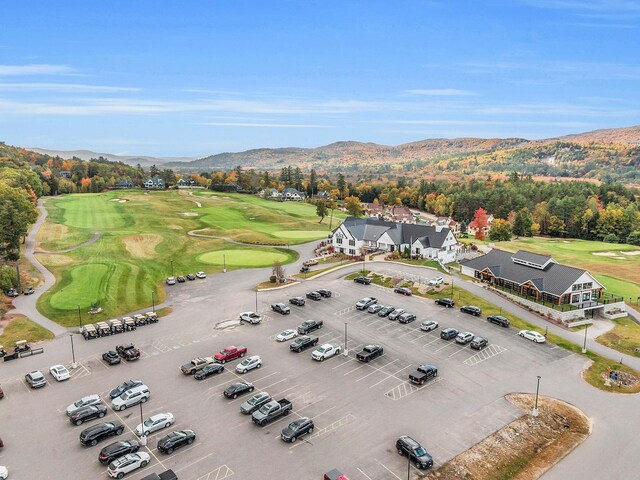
223,254,226,273
532,375,541,417
70,334,78,369
77,304,83,333
343,322,348,356
139,402,147,446
255,289,258,312
151,291,155,313
582,324,589,353
15,263,21,294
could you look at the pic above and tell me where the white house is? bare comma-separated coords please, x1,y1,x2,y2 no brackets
331,217,458,264
282,187,306,201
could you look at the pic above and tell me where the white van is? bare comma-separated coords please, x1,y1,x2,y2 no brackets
112,385,150,411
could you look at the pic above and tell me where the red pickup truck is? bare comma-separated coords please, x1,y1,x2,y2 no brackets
324,469,350,480
214,345,247,363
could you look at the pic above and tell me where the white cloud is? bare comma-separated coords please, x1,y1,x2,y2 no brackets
0,64,74,76
405,88,474,96
0,82,140,92
197,122,330,128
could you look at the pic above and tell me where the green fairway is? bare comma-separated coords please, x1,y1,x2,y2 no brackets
492,237,640,301
36,190,305,326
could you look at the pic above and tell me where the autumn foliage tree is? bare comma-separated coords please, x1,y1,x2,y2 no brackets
489,219,512,242
470,207,489,240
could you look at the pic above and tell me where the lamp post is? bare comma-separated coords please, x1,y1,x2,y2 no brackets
70,334,78,369
255,289,258,313
170,260,174,278
151,290,155,313
139,401,147,446
223,254,226,273
582,324,589,353
450,278,454,300
343,322,348,356
532,375,541,417
77,304,83,334
406,452,411,479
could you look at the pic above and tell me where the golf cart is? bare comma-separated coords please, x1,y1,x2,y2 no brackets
82,324,99,340
14,340,30,354
23,286,35,295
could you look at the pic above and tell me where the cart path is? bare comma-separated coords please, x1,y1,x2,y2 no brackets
187,228,291,247
34,231,101,254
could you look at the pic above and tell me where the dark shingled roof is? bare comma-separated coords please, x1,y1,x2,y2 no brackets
336,217,452,249
512,250,554,268
461,249,587,296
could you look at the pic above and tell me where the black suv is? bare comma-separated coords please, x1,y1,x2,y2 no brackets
306,291,322,301
396,435,433,469
186,273,196,281
80,421,124,446
176,276,186,283
353,276,372,285
70,404,108,425
297,320,323,334
290,335,319,353
158,430,196,454
394,286,412,296
470,336,488,350
99,440,141,464
440,327,458,340
435,298,455,308
460,305,482,316
316,289,332,298
289,297,305,306
281,417,314,442
271,303,291,315
487,314,510,327
377,306,396,317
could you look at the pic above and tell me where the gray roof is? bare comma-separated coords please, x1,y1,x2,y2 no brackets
460,249,588,296
337,217,451,249
512,250,554,269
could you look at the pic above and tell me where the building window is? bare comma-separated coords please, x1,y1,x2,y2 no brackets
349,240,355,246
335,237,342,244
349,249,355,255
572,284,581,291
583,282,592,289
571,293,580,304
582,292,590,302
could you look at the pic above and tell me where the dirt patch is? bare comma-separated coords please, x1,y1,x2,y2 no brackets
600,370,640,388
122,234,162,259
167,225,183,230
36,253,75,266
420,394,590,480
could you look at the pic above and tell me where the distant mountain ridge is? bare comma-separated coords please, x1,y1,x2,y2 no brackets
28,147,195,168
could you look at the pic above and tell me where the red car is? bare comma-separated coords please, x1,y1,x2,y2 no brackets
214,345,247,364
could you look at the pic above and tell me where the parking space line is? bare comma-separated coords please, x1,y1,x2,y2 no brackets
410,331,431,343
463,344,507,366
173,452,214,474
356,467,374,480
259,378,287,391
195,464,234,480
378,462,402,480
331,356,358,369
343,362,369,376
289,413,356,449
354,359,399,382
448,345,471,357
434,341,458,353
270,384,299,398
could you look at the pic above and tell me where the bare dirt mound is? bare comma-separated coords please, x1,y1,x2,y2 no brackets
420,394,590,480
122,234,162,259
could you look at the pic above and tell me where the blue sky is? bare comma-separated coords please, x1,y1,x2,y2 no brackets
1,0,639,157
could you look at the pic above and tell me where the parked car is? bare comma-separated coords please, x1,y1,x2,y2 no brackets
290,335,319,353
456,331,474,344
289,296,305,306
139,470,177,480
116,344,141,361
240,392,271,415
239,311,263,324
99,440,141,465
281,417,314,442
378,305,396,317
110,380,144,399
409,365,438,385
306,291,322,301
112,385,150,411
356,297,377,309
440,327,459,340
236,355,262,373
108,452,151,478
316,289,332,298
70,404,108,425
136,412,174,437
398,312,416,324
5,288,18,297
460,305,482,316
388,308,406,321
487,314,510,327
67,394,102,416
271,303,291,315
166,277,176,286
25,370,47,388
186,273,196,281
102,351,121,365
356,344,384,363
196,271,206,279
23,286,35,295
368,304,384,314
470,336,488,350
80,421,124,447
396,435,433,469
394,286,412,296
518,330,546,343
252,398,292,425
312,344,341,361
176,276,186,283
224,381,254,399
353,276,372,285
157,430,196,454
298,319,323,334
428,276,444,286
49,364,71,381
435,297,455,308
214,345,247,363
300,265,310,273
0,467,6,480
303,259,319,266
420,320,439,332
194,363,224,380
276,329,298,342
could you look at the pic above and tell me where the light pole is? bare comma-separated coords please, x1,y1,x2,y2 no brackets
223,254,226,273
582,324,589,353
151,290,155,313
450,278,454,300
77,304,83,334
70,334,78,369
406,452,411,479
532,375,541,417
255,289,258,313
343,322,348,356
139,402,147,446
170,260,174,278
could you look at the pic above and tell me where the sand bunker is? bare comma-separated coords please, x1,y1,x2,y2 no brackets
181,212,198,216
621,250,640,256
122,234,162,259
593,252,626,259
110,198,129,203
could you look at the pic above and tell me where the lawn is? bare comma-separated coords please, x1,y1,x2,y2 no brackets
0,316,55,346
192,190,344,244
35,190,303,326
596,317,640,358
490,237,640,302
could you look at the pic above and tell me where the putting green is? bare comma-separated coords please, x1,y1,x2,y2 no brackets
272,230,330,240
198,249,291,267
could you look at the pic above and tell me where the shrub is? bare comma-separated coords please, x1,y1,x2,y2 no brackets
0,266,17,291
627,231,640,246
603,233,619,243
269,275,277,283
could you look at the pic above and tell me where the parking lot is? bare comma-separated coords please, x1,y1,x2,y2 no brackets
0,273,583,479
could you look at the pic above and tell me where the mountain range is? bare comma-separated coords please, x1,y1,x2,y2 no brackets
27,147,195,168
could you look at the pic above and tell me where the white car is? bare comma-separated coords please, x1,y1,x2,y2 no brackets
236,355,262,373
276,329,298,342
312,344,341,361
240,311,263,324
50,364,71,381
428,276,444,286
518,330,546,343
166,276,176,285
420,320,439,332
0,466,7,480
135,412,174,436
196,271,206,279
66,394,102,416
107,452,151,478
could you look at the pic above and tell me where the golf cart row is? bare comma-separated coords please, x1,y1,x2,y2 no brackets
0,340,31,357
82,311,158,340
